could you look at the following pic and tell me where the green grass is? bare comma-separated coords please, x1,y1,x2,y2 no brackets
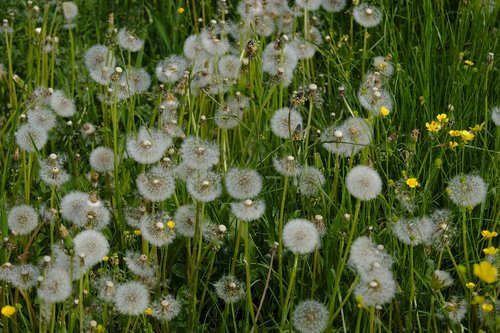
0,0,499,332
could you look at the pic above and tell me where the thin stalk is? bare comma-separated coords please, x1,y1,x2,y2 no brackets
278,176,289,306
280,253,299,329
243,222,257,330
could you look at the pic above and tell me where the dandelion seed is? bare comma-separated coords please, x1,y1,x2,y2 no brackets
199,28,230,56
447,173,488,208
355,267,396,307
124,251,155,278
8,205,39,235
345,165,382,201
124,67,151,95
127,127,171,164
273,155,302,177
136,167,176,202
442,297,467,323
262,42,299,82
156,55,188,83
152,295,181,321
429,209,454,248
15,123,49,153
140,213,176,247
225,168,263,200
90,66,113,85
114,281,150,316
89,146,115,173
39,157,70,187
173,204,197,237
84,44,115,73
321,0,347,12
96,277,117,303
27,106,57,131
186,171,222,202
73,230,109,267
218,54,241,79
392,216,434,246
282,219,320,254
270,107,303,139
298,166,326,197
292,299,329,333
9,264,40,290
353,3,383,28
37,268,72,303
117,28,144,52
341,117,373,156
50,90,76,117
349,236,393,273
491,106,500,126
214,275,246,304
183,34,210,62
180,136,220,171
230,199,266,222
431,270,454,290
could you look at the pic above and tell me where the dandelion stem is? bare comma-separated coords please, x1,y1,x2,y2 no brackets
243,222,257,330
278,176,290,306
280,253,299,329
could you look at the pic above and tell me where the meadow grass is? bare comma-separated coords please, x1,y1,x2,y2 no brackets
0,0,499,332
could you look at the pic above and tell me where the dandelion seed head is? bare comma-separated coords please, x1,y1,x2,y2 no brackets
214,275,245,304
16,123,49,153
346,165,382,201
37,268,72,303
393,217,434,246
200,28,230,56
84,44,115,73
349,236,393,273
355,267,396,307
136,167,176,202
230,199,266,222
373,56,394,77
292,299,329,333
447,173,488,208
62,2,78,22
156,55,188,83
73,230,109,267
491,106,500,126
39,158,70,187
117,28,144,52
270,107,303,139
50,90,76,117
27,106,57,131
180,136,220,171
321,0,347,12
9,264,40,290
353,3,383,28
173,204,197,238
218,54,241,79
183,34,210,62
295,0,322,11
114,281,150,316
431,270,454,290
298,166,326,197
89,146,115,173
140,213,176,247
282,219,319,254
186,171,222,202
8,205,39,235
127,127,171,164
273,155,302,177
124,251,155,278
225,168,263,200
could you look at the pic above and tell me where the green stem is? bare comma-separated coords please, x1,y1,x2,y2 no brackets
280,253,299,329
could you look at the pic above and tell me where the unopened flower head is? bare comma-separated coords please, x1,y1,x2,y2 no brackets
214,275,245,304
156,55,188,83
117,28,144,52
292,299,329,333
89,146,115,173
282,218,320,254
136,167,176,202
8,205,39,235
230,199,266,222
353,3,383,28
186,171,222,202
152,294,181,321
114,281,150,316
126,127,171,164
298,166,326,197
447,173,488,208
270,107,303,139
225,168,263,200
346,165,382,201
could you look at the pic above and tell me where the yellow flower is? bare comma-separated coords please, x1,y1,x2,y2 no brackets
483,246,499,255
436,113,448,123
102,256,109,262
406,178,419,188
380,106,390,116
465,282,476,289
460,130,474,142
449,130,461,137
482,303,494,313
481,230,498,239
145,307,153,315
426,121,441,132
133,229,142,236
472,295,485,304
96,324,105,332
473,261,498,284
470,122,485,133
167,220,175,229
449,141,458,149
177,7,185,14
464,60,474,66
1,305,16,318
